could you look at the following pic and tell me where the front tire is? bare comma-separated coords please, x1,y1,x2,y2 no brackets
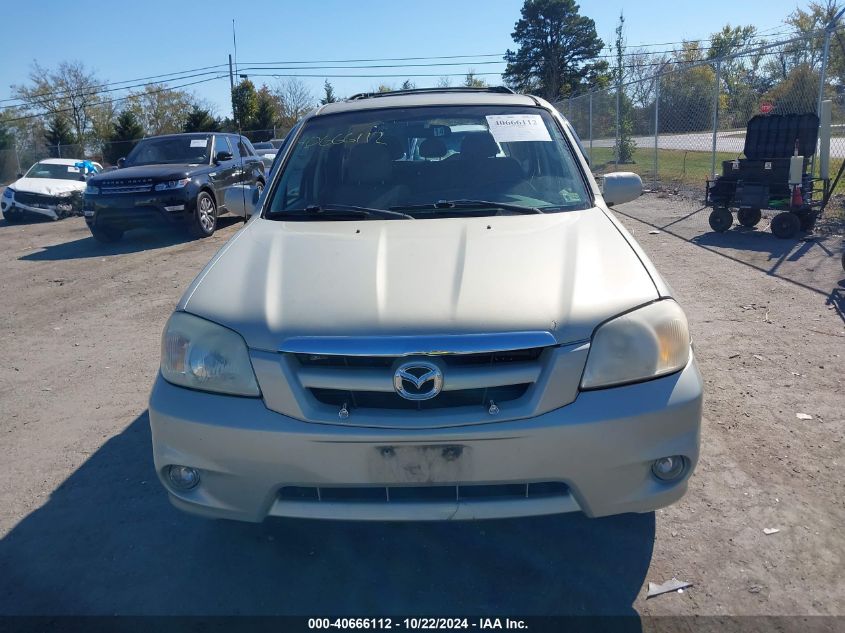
3,209,23,224
737,208,762,227
189,191,217,238
90,226,124,243
771,212,801,239
709,207,733,232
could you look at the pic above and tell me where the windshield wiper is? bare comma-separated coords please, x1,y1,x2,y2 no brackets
390,200,544,215
265,204,414,221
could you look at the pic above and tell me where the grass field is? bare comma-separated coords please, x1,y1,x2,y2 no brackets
588,146,845,197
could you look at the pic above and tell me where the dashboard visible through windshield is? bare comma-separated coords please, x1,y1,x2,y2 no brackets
266,105,591,219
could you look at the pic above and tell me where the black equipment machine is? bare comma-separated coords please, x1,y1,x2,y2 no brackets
705,113,825,239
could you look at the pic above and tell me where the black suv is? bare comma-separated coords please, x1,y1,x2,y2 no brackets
83,133,265,242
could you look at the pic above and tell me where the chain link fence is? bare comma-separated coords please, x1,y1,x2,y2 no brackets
556,26,845,228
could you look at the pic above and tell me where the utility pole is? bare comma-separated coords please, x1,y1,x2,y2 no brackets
228,54,235,120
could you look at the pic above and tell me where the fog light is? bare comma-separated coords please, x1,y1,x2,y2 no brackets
651,456,687,482
167,465,200,490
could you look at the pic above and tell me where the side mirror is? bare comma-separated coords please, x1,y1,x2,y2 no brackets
116,158,125,168
601,172,642,206
215,150,234,163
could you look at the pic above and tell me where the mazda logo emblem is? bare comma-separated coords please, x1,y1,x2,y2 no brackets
393,361,443,401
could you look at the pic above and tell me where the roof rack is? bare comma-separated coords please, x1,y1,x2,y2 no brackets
347,86,516,101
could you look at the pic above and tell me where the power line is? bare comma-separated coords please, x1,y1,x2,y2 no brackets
238,60,506,72
0,63,228,106
240,53,506,65
247,71,507,78
2,75,227,123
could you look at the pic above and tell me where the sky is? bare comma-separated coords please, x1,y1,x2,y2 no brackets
0,0,807,119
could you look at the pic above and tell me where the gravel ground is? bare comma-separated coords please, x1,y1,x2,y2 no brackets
0,199,842,618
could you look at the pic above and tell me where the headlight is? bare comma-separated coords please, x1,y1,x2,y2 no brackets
160,311,260,396
2,188,13,199
154,178,190,191
581,300,690,390
85,184,99,195
55,190,73,197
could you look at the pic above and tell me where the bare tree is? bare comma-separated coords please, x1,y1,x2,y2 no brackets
12,61,102,144
626,49,669,109
436,76,452,88
274,78,315,128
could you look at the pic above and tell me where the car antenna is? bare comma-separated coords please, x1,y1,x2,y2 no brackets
232,18,248,224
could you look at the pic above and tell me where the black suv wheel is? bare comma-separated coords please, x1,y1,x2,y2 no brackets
189,191,217,238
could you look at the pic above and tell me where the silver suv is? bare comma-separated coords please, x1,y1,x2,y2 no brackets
149,87,702,522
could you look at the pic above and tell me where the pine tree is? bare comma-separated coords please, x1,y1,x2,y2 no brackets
320,79,338,104
44,114,76,157
183,105,221,133
250,87,278,141
105,110,143,165
503,0,608,99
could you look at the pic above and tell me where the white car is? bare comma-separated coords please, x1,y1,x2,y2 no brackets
2,158,102,222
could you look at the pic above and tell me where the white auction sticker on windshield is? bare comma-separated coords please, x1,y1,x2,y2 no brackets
66,166,80,173
486,114,552,142
190,139,208,148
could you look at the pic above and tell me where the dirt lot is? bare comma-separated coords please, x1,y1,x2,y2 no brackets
0,199,843,618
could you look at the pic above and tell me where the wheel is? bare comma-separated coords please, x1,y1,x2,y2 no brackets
737,208,762,227
708,207,733,232
3,209,22,224
90,225,124,243
798,211,816,232
770,212,801,239
256,179,265,196
189,191,217,238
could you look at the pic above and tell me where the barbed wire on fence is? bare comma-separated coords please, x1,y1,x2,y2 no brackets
556,24,845,202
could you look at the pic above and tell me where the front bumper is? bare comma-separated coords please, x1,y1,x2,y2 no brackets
149,357,703,522
83,191,194,231
2,198,75,220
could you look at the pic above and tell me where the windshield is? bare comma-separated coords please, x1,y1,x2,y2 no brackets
125,136,211,166
266,105,590,218
24,162,85,181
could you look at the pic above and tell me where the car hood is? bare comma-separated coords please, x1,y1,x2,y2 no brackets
11,177,85,196
89,164,205,182
180,208,659,352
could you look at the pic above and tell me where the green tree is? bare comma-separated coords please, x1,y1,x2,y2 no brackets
503,0,608,99
105,109,143,164
763,65,820,115
127,84,192,135
0,118,12,151
464,71,488,88
321,79,338,104
250,86,278,141
612,13,636,163
659,42,716,133
232,79,259,129
0,116,16,183
44,114,76,157
183,105,221,133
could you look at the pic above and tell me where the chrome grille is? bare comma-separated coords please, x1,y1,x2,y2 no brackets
290,346,546,413
97,178,154,194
